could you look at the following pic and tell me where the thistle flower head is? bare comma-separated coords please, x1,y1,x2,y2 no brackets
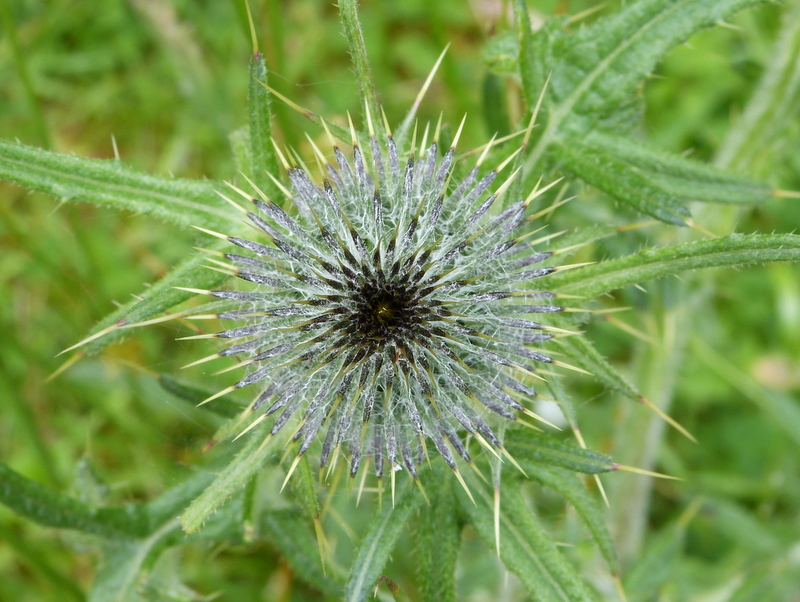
189,111,566,483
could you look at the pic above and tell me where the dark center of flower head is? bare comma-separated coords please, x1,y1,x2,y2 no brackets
348,259,441,356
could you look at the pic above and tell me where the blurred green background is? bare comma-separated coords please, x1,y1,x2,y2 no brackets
2,0,799,600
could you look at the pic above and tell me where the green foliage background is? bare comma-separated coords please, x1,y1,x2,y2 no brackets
1,0,800,600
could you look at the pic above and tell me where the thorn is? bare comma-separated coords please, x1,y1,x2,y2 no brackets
391,467,396,508
476,133,497,167
321,117,338,149
451,114,467,150
198,385,237,406
57,324,119,356
594,475,610,507
265,170,293,199
313,516,328,576
519,407,561,431
280,454,303,493
234,414,268,440
613,463,683,481
409,43,449,116
173,286,212,296
356,458,370,506
192,225,230,241
244,0,258,53
499,447,527,477
181,352,222,369
452,467,476,506
603,314,655,344
215,190,248,215
552,261,595,273
772,188,800,199
46,352,83,382
529,191,574,221
524,176,565,207
524,71,551,146
380,106,393,139
414,478,431,506
639,396,697,443
347,111,359,148
686,218,717,238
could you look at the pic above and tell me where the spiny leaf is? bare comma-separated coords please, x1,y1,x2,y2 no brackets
522,464,620,575
88,520,180,602
0,462,148,539
0,140,236,230
72,242,229,357
504,430,616,475
344,479,423,602
585,131,771,205
413,473,461,602
248,52,280,198
545,233,800,298
557,335,641,402
456,476,598,601
553,134,690,225
260,509,341,597
181,428,280,535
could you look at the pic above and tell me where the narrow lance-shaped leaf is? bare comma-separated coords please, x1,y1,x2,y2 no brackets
544,233,800,298
338,0,380,127
72,242,230,357
413,473,461,602
88,520,179,602
552,134,690,225
248,52,280,198
456,475,598,601
583,131,772,205
557,335,641,403
522,464,620,575
0,462,148,539
260,509,341,598
344,479,423,602
504,430,616,475
181,427,281,535
562,0,769,121
0,140,236,230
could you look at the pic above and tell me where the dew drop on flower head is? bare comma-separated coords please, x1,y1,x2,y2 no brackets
186,108,566,485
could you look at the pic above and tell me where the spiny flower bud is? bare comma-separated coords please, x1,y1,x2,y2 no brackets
184,110,571,487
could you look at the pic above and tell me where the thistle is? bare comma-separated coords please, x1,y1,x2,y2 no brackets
180,104,579,490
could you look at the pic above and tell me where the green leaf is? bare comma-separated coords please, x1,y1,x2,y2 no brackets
0,462,148,539
74,243,229,357
556,335,641,403
0,140,236,230
88,519,180,602
545,233,800,298
504,430,616,475
555,0,769,122
553,131,772,224
413,474,461,602
585,132,772,205
248,52,280,198
260,509,341,598
552,134,690,225
288,455,321,522
457,477,598,601
623,510,692,598
717,0,800,171
158,374,243,419
180,428,279,535
338,0,380,127
523,465,620,575
344,479,423,602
